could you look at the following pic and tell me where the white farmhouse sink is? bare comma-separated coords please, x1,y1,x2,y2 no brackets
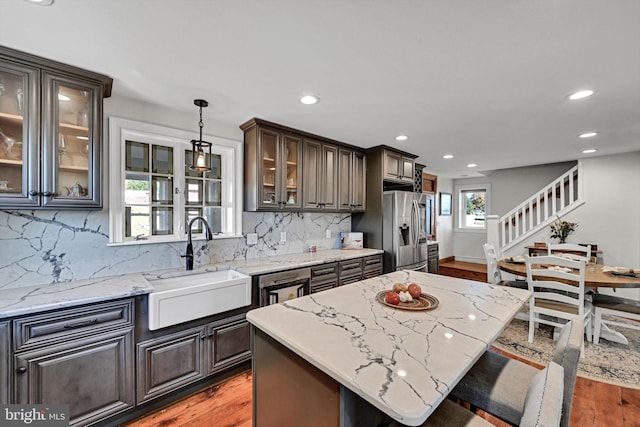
147,269,251,330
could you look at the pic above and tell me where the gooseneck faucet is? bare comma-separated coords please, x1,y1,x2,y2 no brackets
182,216,214,270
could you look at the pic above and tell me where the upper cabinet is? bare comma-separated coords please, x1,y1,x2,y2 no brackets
383,149,415,184
241,118,366,213
242,120,303,211
303,138,338,211
0,46,112,209
337,147,366,212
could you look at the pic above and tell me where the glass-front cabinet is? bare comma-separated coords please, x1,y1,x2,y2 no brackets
242,120,302,211
0,46,112,209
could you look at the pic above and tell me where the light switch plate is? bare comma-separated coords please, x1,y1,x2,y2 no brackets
280,232,287,242
246,233,258,245
325,229,331,238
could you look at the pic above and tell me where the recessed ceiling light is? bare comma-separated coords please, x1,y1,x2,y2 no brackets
395,135,408,141
443,154,454,159
579,132,598,139
569,89,594,100
467,163,477,168
299,95,319,105
58,94,70,101
24,0,54,5
582,149,598,154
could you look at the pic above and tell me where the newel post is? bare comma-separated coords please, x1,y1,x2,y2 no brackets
486,215,500,255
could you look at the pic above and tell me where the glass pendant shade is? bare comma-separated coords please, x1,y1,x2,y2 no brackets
189,99,213,172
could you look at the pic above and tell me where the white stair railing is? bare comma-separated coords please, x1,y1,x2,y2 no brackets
487,165,584,253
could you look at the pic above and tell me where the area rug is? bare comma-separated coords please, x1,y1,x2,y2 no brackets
492,317,640,389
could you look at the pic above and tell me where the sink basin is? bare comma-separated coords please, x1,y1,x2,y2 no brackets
147,269,251,330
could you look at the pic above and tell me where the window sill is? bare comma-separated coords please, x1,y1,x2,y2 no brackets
107,233,243,247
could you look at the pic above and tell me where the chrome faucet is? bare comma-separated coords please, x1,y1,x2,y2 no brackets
182,216,214,270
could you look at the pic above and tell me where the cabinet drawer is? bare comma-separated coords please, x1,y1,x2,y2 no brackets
310,282,335,294
363,268,383,279
311,262,338,280
338,259,362,274
339,275,362,286
428,244,439,254
363,254,382,270
13,299,134,351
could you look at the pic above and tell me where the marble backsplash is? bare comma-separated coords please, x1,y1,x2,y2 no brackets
0,209,351,290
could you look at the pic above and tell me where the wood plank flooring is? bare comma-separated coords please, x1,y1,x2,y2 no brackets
125,362,638,427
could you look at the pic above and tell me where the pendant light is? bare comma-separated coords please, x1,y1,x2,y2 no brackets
189,99,212,172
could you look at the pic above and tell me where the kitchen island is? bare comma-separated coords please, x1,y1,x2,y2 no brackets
247,270,531,426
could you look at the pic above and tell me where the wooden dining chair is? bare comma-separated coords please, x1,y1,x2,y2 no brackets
389,361,565,427
547,243,591,263
592,293,640,344
450,318,583,427
525,255,592,351
482,243,527,290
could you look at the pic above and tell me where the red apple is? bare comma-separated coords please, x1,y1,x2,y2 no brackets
407,283,422,299
385,291,400,305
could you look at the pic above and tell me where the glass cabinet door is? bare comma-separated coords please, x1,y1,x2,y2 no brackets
259,128,279,208
42,72,103,208
0,62,39,207
282,134,302,209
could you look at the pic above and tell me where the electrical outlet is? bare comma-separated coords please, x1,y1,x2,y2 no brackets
325,229,331,238
246,233,258,245
280,232,287,242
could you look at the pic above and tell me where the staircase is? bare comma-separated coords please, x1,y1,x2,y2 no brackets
487,164,584,254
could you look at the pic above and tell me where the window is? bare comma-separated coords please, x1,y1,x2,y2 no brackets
455,184,490,231
108,117,242,245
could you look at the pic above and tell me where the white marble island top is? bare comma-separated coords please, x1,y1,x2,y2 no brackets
247,270,531,426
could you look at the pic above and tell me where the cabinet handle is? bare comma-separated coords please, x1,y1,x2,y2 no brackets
16,367,27,375
63,318,99,329
28,190,40,197
42,191,53,197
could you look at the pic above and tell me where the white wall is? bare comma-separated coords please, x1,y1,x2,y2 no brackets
435,177,454,259
450,162,576,263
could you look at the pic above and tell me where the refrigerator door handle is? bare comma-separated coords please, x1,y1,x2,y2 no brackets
413,200,420,247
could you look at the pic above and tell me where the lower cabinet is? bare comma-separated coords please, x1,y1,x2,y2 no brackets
310,262,339,293
338,258,364,286
13,327,135,426
136,326,205,404
362,254,383,279
137,314,251,405
0,321,9,404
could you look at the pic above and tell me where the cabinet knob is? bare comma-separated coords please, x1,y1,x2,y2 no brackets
28,190,40,197
42,191,53,197
16,367,27,375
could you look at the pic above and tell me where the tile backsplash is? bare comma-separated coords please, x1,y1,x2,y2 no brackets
0,210,351,290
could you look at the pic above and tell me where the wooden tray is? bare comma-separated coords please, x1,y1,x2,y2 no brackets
376,291,439,311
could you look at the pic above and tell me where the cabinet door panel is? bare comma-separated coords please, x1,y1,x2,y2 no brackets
0,321,9,404
207,318,251,374
136,327,204,404
383,151,401,180
258,127,279,209
352,151,366,211
281,134,302,208
337,148,353,211
321,144,338,210
401,157,414,182
14,328,134,426
41,72,103,208
0,62,39,207
302,139,321,209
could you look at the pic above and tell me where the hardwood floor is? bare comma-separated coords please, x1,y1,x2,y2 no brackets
125,360,639,427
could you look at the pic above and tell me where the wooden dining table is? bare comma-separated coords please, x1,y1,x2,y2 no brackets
498,259,640,344
497,259,640,289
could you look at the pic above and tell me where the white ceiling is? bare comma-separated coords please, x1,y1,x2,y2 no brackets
2,0,639,177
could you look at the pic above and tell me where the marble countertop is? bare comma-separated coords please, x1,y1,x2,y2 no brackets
0,273,153,319
247,270,531,426
0,248,383,319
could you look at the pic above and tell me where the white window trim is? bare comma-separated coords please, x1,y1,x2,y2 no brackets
108,117,243,246
454,183,491,233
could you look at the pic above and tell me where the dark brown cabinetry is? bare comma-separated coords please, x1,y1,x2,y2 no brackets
310,255,383,291
137,313,251,405
242,120,303,211
338,148,366,212
0,321,9,404
362,254,383,279
12,300,134,426
303,139,338,211
427,243,439,274
310,262,339,293
383,149,414,184
0,46,112,209
338,258,364,286
136,327,205,404
242,118,366,213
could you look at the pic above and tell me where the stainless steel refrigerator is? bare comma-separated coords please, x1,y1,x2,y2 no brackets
382,191,428,272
